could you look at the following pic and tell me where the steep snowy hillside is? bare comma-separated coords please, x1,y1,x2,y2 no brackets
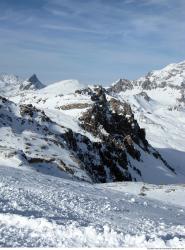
108,61,185,179
0,164,184,247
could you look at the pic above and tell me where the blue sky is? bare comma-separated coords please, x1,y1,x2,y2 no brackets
0,0,185,85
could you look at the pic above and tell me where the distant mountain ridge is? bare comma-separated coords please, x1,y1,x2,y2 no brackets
108,60,185,93
0,73,44,97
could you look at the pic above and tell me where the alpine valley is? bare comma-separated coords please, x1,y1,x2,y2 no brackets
0,61,185,247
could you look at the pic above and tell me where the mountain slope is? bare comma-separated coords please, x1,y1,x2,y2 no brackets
39,79,85,95
136,60,185,89
108,61,185,179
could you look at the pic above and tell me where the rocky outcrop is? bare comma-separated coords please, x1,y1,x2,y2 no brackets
63,129,131,182
79,86,148,150
107,79,133,93
57,103,91,110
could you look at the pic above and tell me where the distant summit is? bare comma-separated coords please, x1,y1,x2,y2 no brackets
136,60,185,90
20,74,44,90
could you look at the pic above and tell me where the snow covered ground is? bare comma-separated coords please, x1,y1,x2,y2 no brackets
0,163,184,247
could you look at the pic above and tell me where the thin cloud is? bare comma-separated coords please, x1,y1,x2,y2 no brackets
0,0,185,84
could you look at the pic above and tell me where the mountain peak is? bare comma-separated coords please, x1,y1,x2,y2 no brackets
107,78,133,93
27,74,40,83
20,74,44,90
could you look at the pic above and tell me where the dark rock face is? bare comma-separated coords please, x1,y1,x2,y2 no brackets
20,104,40,117
0,96,8,104
79,86,148,148
19,104,52,123
75,86,151,181
63,129,131,182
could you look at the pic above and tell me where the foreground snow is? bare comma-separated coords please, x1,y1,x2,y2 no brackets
0,164,184,247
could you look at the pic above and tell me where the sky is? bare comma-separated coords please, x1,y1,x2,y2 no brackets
0,0,185,85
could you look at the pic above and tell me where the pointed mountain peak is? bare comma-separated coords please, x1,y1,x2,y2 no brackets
20,74,44,90
27,74,40,83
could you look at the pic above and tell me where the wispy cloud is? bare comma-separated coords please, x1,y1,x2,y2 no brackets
0,0,185,84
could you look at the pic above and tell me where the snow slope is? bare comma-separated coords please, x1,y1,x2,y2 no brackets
0,164,184,247
39,79,85,95
100,182,185,207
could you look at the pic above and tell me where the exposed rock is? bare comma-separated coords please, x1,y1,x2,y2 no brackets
107,79,133,93
63,129,131,182
57,103,91,110
20,104,40,117
79,86,149,170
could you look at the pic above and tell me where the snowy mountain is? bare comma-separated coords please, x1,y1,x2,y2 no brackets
1,81,183,183
136,60,185,89
108,60,185,179
0,63,185,247
20,74,44,91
